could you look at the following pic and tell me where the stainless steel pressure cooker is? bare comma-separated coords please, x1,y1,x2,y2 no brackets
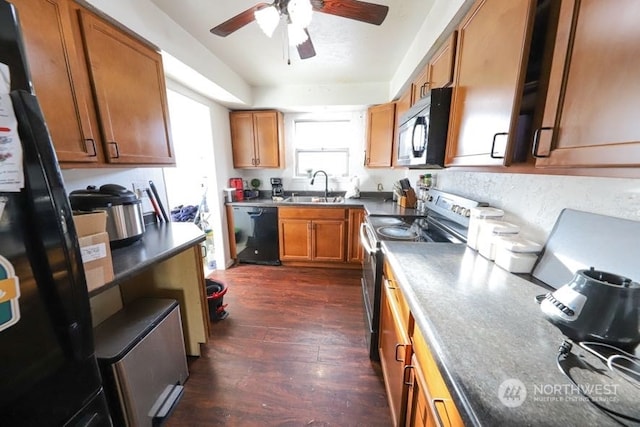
69,184,145,248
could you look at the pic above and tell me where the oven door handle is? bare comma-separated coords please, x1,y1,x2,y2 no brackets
359,222,378,255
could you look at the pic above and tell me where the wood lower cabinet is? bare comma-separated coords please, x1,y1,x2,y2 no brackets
230,110,283,168
446,0,537,167
379,264,413,426
347,208,364,264
278,207,346,263
533,0,640,170
407,327,464,427
11,0,99,163
380,260,463,427
365,102,396,168
79,10,175,165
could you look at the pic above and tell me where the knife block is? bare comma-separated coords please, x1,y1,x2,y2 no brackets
399,189,417,208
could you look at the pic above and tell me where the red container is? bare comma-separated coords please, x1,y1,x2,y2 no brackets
229,178,244,201
229,178,243,190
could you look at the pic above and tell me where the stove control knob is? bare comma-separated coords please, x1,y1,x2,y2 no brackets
460,208,468,217
427,195,433,202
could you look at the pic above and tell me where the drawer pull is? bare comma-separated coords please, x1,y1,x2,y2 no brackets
431,398,451,427
404,364,414,386
395,343,405,362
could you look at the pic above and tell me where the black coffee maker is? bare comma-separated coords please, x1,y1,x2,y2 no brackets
270,177,284,198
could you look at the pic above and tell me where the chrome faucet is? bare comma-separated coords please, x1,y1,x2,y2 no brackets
310,170,329,198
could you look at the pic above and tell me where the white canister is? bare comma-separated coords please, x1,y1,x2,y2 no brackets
467,207,505,250
477,221,520,260
494,236,543,273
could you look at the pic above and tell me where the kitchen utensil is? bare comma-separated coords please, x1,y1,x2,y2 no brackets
540,267,640,350
69,184,145,248
149,180,169,222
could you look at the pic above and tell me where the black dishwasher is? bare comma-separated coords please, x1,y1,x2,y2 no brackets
232,206,280,265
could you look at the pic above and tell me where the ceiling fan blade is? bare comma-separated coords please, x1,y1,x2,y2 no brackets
311,0,389,25
297,30,316,59
210,2,271,36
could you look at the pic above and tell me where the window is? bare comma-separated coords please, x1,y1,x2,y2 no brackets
293,120,353,178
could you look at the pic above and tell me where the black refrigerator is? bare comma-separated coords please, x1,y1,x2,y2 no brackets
0,1,112,425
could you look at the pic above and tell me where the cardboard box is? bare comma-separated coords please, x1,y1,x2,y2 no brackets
72,211,114,292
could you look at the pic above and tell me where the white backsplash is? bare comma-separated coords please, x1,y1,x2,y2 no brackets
61,168,168,215
409,170,640,242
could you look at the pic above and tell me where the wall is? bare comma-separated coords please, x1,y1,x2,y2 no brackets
406,169,640,243
62,167,168,215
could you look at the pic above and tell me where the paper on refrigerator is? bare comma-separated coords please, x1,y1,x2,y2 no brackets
0,62,24,192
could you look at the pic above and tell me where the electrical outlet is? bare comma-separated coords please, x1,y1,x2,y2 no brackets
377,183,384,191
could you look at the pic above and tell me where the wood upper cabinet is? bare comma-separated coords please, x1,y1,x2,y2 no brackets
412,32,457,104
446,0,537,167
230,110,283,168
78,10,175,165
365,102,396,168
347,208,365,264
533,0,640,170
11,0,99,163
428,31,457,90
278,207,346,263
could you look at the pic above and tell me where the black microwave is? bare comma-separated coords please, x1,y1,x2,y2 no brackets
396,87,452,168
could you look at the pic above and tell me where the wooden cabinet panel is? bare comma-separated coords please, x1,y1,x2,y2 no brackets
278,207,347,263
347,209,364,264
279,219,310,261
312,220,345,262
406,356,437,427
428,31,457,90
412,66,430,105
229,112,256,168
446,0,537,167
230,110,282,168
11,0,98,163
534,0,640,169
365,102,396,168
379,277,412,427
253,111,281,167
411,326,464,427
79,10,175,165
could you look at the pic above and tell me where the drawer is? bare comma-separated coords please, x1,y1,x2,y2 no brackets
278,207,346,220
383,262,412,331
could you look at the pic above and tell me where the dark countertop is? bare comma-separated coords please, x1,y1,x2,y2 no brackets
89,222,205,297
381,242,639,427
226,196,426,218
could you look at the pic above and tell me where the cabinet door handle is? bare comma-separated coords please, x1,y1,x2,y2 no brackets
431,398,450,427
403,364,414,386
256,158,260,166
108,141,120,159
84,138,97,157
490,132,508,159
532,127,553,158
394,343,405,362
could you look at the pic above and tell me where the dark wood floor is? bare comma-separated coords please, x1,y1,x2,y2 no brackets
166,264,391,427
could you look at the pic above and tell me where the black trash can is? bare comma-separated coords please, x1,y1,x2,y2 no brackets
205,279,229,321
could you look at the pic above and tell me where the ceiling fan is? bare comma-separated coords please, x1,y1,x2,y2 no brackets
210,0,389,60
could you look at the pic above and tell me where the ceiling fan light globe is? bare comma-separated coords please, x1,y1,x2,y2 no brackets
254,6,280,37
287,22,309,46
288,0,313,28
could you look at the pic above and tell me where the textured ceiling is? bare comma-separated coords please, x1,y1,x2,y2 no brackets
150,0,435,88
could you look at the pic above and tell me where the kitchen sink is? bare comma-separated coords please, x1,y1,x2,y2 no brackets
282,196,345,204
